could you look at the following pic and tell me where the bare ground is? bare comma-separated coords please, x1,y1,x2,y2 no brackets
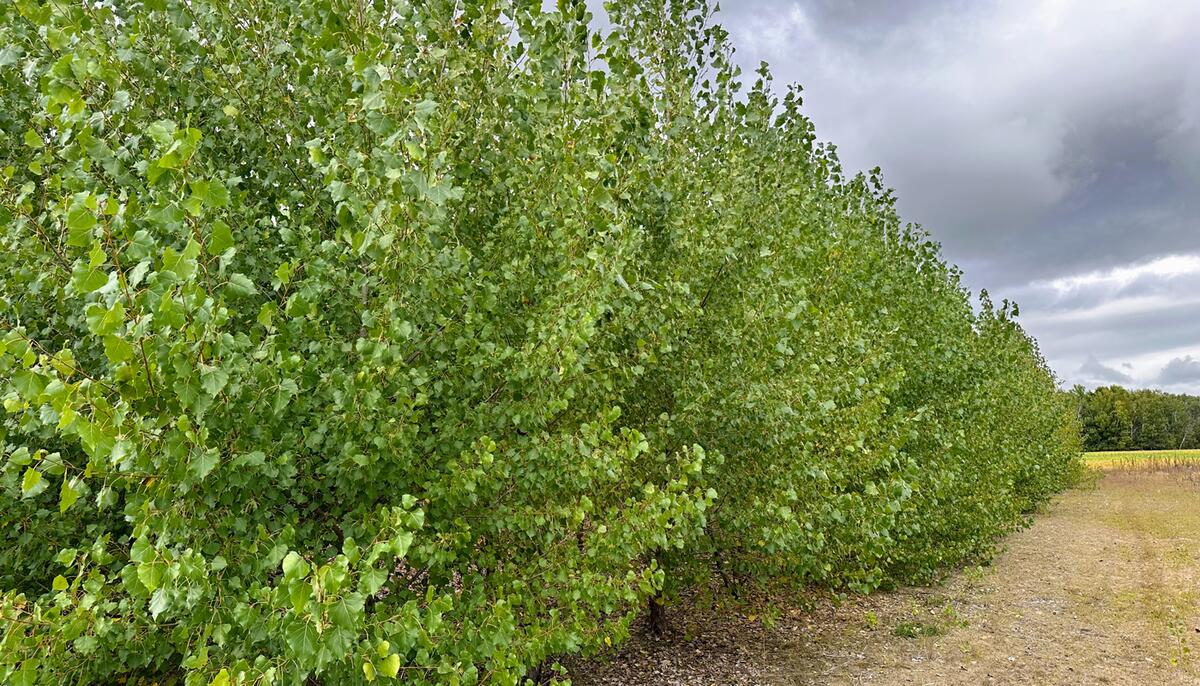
567,469,1200,686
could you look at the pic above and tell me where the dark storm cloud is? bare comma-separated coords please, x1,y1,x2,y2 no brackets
717,0,1200,281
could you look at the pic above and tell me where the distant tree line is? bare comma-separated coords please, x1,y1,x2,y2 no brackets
1072,385,1200,451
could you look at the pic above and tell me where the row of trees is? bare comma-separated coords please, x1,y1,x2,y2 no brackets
1,1,1079,684
1071,385,1200,451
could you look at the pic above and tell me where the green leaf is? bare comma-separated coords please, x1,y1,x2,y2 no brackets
11,660,37,686
380,653,401,679
188,179,230,214
208,220,234,255
86,302,125,335
183,647,209,670
190,448,220,480
71,263,109,293
137,560,166,593
413,99,438,130
389,531,413,558
281,551,310,581
200,365,229,396
21,468,43,497
76,419,116,461
0,45,21,67
226,273,257,296
362,88,385,111
209,668,231,686
285,621,320,664
12,370,46,400
130,537,153,563
328,593,365,629
103,335,135,364
162,243,198,281
60,477,80,512
74,635,98,655
359,565,387,596
146,119,176,146
52,575,68,591
7,447,31,467
127,230,156,261
149,588,170,619
66,204,97,246
289,580,312,613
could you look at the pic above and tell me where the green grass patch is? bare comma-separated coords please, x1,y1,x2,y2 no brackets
893,621,945,638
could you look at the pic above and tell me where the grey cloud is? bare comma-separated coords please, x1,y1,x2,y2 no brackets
1078,355,1132,385
998,254,1200,386
1158,356,1200,386
1025,300,1200,363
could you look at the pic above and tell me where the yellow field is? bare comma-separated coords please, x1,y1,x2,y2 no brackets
1084,449,1200,470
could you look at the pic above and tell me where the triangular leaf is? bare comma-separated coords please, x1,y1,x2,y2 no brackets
21,468,44,497
208,220,234,255
60,477,80,512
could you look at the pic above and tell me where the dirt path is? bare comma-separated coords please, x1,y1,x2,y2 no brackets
569,470,1200,685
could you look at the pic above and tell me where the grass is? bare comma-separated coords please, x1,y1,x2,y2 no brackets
1084,449,1200,471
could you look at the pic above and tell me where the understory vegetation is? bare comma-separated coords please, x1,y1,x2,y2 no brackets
0,1,1080,684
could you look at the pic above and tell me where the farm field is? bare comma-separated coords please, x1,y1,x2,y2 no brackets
570,469,1200,685
1085,450,1200,470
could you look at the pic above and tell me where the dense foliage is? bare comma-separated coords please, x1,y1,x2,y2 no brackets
0,0,1080,684
1073,385,1200,452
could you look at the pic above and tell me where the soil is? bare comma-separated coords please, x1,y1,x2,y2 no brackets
566,469,1200,686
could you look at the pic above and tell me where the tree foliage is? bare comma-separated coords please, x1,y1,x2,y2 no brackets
0,0,1079,684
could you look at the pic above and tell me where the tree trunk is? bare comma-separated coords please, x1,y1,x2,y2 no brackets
523,660,551,685
647,590,668,636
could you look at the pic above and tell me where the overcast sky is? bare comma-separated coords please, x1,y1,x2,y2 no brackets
583,0,1200,392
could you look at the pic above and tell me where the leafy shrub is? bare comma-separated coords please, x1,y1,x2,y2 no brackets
0,0,1079,684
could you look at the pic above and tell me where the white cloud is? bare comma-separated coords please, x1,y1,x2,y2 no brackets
1002,252,1200,390
1038,254,1200,294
